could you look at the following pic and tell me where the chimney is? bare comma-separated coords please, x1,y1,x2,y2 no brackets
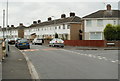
106,4,111,10
7,25,9,27
61,14,66,18
70,12,75,17
11,25,14,27
38,20,41,23
48,17,52,21
33,21,37,24
19,23,23,26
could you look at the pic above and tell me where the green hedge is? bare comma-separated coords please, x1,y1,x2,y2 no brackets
104,24,120,40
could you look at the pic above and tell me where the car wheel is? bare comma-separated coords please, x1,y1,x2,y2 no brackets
52,44,55,47
28,46,30,49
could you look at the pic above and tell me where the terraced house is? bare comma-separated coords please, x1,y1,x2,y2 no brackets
24,12,83,40
83,4,120,40
0,23,25,39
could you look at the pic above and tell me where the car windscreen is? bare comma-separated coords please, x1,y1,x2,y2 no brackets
18,39,28,42
56,39,63,42
36,39,41,40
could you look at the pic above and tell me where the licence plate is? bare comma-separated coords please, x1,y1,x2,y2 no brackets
22,43,26,45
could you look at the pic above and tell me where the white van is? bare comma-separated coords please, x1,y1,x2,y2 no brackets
32,38,43,45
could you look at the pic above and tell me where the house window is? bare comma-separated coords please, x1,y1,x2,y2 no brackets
86,20,92,27
59,26,61,29
55,27,57,29
90,32,102,40
63,24,65,29
113,20,116,25
67,25,70,29
97,20,103,27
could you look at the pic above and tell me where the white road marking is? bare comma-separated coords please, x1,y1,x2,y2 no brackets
61,49,118,64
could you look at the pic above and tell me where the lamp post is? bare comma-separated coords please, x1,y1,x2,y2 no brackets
3,10,5,39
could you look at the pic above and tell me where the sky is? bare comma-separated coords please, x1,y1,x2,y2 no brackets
0,0,119,27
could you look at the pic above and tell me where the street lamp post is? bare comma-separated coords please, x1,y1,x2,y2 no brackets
3,10,5,39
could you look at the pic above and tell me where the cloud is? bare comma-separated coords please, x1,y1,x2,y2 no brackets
0,1,118,27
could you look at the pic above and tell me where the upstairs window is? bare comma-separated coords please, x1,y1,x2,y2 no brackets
67,25,70,29
63,24,65,29
55,27,57,30
86,20,92,27
59,26,61,29
97,20,103,27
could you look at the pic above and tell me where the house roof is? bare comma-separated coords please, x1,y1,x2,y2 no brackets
83,10,120,18
28,16,81,28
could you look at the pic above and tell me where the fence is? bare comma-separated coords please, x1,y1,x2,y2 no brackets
64,40,107,47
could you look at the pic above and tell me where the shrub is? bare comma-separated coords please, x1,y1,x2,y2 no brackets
104,24,120,40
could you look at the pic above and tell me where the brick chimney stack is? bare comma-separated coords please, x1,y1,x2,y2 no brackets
61,14,66,18
70,12,75,17
48,17,52,21
38,20,41,23
11,25,14,27
33,21,37,24
19,23,23,26
106,4,111,10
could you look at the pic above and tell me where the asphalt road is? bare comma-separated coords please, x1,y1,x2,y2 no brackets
21,45,118,79
0,45,2,80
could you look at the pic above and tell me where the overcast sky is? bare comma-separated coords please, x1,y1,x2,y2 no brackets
0,0,119,27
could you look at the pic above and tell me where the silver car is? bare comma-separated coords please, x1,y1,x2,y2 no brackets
49,38,64,48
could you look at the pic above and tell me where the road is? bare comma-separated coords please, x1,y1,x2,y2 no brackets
0,45,2,80
21,45,118,79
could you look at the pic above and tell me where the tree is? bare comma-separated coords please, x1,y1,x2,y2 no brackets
104,24,120,40
55,33,58,38
116,25,120,40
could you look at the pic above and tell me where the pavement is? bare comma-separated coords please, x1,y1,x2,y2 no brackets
64,46,120,50
2,46,32,81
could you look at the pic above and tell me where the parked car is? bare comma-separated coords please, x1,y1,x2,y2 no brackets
15,38,21,47
0,38,3,44
8,38,16,44
16,38,30,49
32,38,43,45
49,38,64,48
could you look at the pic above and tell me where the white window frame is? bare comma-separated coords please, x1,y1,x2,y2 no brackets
86,20,92,27
97,19,103,27
89,32,102,40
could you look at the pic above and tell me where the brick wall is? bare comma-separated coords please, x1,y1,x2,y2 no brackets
64,40,106,47
18,28,24,38
70,23,82,40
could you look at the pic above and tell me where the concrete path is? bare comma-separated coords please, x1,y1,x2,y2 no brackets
2,46,32,80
